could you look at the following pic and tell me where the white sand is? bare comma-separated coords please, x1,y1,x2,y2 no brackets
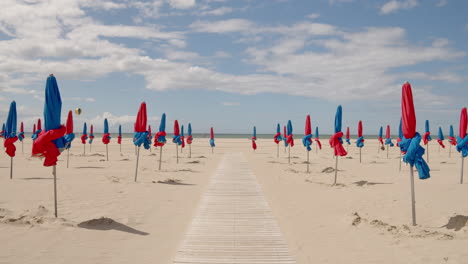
0,137,467,263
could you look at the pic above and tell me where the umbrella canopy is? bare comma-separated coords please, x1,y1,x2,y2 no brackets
32,119,42,141
356,120,364,148
449,125,457,146
102,118,111,144
210,127,215,147
154,113,167,147
1,123,5,138
397,118,403,146
274,123,282,144
32,74,67,166
173,120,182,145
18,122,24,142
456,107,468,157
399,82,430,179
378,126,384,146
437,127,445,148
385,125,394,147
252,126,257,150
314,126,322,149
117,125,122,144
286,120,294,147
345,126,350,145
4,101,18,157
423,120,432,145
133,102,150,149
283,125,288,147
302,115,312,151
180,125,185,148
81,122,88,144
329,105,347,156
32,124,36,136
89,125,95,144
187,123,193,144
64,110,75,149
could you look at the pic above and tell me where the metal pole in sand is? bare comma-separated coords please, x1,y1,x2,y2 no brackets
120,143,121,153
10,157,13,179
22,141,24,154
333,155,338,185
83,144,85,156
106,144,109,161
307,150,310,173
176,144,179,163
53,165,58,218
399,151,402,172
426,143,429,163
288,145,291,164
387,145,389,159
189,144,192,158
359,148,362,163
449,144,452,158
158,146,163,170
277,144,279,158
134,146,140,182
67,149,70,168
409,165,416,226
461,154,464,184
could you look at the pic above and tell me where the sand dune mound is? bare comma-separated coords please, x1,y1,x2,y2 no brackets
0,206,73,227
322,167,335,173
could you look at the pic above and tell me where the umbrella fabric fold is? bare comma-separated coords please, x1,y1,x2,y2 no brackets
209,127,215,147
437,127,445,148
448,125,457,146
274,123,282,144
64,111,75,149
345,126,350,145
154,113,167,147
302,115,312,151
32,119,42,141
423,120,432,145
81,123,88,144
187,123,193,144
172,120,182,145
385,125,394,147
399,82,430,179
378,126,384,146
315,127,322,150
32,75,67,166
0,123,5,138
456,107,468,157
89,125,95,144
283,126,288,147
180,125,185,148
286,120,294,147
18,122,24,142
102,118,111,144
117,125,122,144
252,126,257,150
356,121,364,148
133,102,150,149
4,101,18,157
329,105,347,156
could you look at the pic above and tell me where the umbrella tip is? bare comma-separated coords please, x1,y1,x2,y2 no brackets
404,81,409,84
49,73,54,77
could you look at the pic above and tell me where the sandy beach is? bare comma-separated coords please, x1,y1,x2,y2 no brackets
1,138,467,263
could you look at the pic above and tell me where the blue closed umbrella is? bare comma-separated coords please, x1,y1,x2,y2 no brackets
5,101,18,179
1,123,5,138
44,75,66,150
438,127,444,141
188,123,192,137
331,105,347,185
156,113,167,170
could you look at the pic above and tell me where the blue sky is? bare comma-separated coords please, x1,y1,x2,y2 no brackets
0,0,467,135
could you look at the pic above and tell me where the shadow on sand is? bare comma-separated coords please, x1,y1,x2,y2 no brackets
78,217,149,235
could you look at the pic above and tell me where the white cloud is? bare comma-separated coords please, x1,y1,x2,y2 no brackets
436,0,448,7
190,19,253,33
168,0,196,9
199,6,233,16
307,13,320,19
380,0,418,14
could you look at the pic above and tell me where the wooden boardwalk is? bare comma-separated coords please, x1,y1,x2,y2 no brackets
174,153,295,264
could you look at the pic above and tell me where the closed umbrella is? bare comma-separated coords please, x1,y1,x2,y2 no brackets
64,110,75,168
133,102,150,181
32,119,42,141
385,125,394,159
180,125,185,153
423,120,432,162
187,123,193,158
102,118,111,161
32,74,67,217
18,121,24,153
378,126,384,153
345,126,351,152
283,125,288,153
286,120,294,164
437,127,445,151
89,125,94,152
329,105,347,185
302,115,312,172
274,123,282,158
252,126,257,151
117,125,122,153
4,101,18,179
456,107,468,184
81,122,88,156
399,82,430,226
448,125,457,158
210,127,215,153
356,120,364,163
315,126,322,154
148,125,152,152
397,118,403,171
154,113,167,170
173,120,181,162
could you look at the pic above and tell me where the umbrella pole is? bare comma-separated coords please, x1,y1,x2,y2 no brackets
317,145,319,154
120,143,121,153
189,144,192,158
53,165,58,218
333,155,338,185
83,144,86,156
409,165,416,226
439,145,440,153
378,142,380,153
22,141,24,154
288,145,291,164
277,144,279,158
67,149,70,168
307,151,309,173
426,143,429,163
399,151,402,172
176,144,179,164
461,154,464,184
10,157,13,179
359,148,362,163
106,144,109,161
449,144,452,158
90,144,92,152
212,146,214,154
387,145,389,159
134,146,140,182
158,146,163,171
